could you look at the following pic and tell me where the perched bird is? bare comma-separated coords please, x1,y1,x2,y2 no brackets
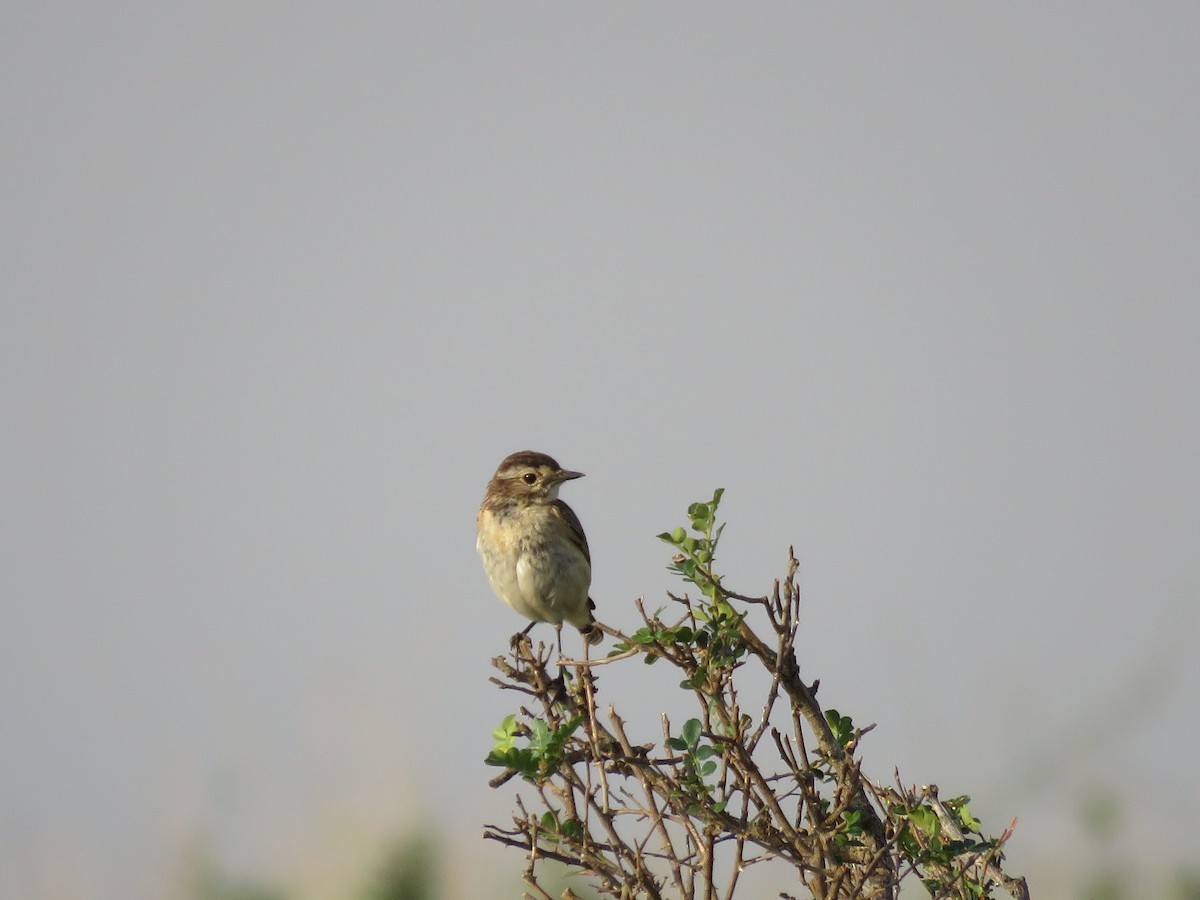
476,450,601,647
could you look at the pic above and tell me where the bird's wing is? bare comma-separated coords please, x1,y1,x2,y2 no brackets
552,499,591,564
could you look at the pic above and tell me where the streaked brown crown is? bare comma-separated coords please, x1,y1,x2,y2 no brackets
493,450,564,475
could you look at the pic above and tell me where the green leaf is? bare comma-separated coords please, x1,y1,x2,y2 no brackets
665,737,687,752
671,526,687,543
485,746,537,775
560,818,582,839
908,805,940,838
948,796,982,832
557,716,583,742
824,708,855,747
491,714,518,749
529,719,553,755
840,810,863,835
701,761,717,776
682,718,702,747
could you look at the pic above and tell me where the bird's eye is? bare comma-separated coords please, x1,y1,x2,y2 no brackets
523,473,538,484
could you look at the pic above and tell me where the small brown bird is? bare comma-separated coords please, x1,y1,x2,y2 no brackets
476,450,601,647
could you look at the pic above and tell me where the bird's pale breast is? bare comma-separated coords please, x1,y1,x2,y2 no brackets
477,504,591,626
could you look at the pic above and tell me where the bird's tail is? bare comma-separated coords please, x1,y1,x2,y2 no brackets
579,597,603,645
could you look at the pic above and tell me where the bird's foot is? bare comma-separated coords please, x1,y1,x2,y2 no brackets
509,622,536,651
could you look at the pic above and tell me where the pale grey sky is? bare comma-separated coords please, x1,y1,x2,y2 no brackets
2,4,1198,898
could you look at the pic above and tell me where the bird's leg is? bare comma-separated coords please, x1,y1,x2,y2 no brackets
541,623,568,703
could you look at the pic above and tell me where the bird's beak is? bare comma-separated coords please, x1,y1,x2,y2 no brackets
556,469,585,482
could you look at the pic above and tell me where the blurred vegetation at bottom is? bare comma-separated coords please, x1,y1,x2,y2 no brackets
185,832,442,900
1069,787,1200,900
182,833,611,900
360,833,441,900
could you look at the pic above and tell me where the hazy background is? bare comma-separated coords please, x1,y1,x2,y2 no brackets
3,4,1198,898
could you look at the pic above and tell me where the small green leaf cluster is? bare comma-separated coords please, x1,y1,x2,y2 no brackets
649,488,747,690
613,619,695,666
801,709,856,788
676,607,748,696
809,713,867,843
657,488,726,600
611,603,746,688
683,596,746,680
486,713,583,782
665,718,726,815
893,796,998,898
824,708,856,749
537,808,583,843
834,808,865,847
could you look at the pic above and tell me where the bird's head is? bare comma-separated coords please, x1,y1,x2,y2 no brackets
485,450,584,504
